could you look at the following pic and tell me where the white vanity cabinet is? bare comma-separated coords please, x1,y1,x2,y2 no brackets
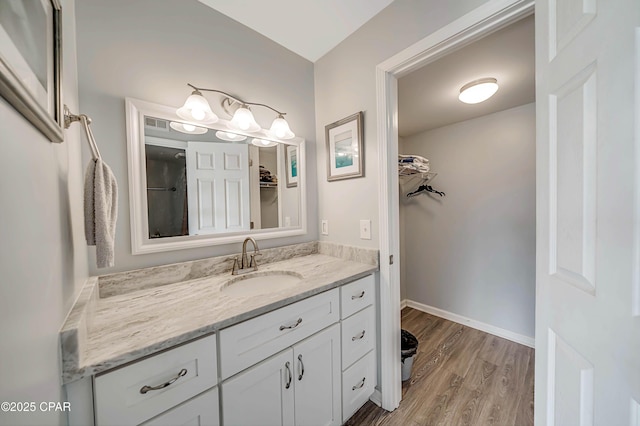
83,274,377,426
93,334,219,426
222,323,341,426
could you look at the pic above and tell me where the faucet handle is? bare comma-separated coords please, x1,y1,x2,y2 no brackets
231,256,240,275
249,252,262,268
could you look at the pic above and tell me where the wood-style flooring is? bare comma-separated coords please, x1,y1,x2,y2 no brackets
345,307,535,426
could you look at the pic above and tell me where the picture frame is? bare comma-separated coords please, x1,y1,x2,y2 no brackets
325,111,364,181
0,0,63,142
285,144,298,188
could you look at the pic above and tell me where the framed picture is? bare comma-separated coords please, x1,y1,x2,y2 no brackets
286,144,298,188
325,111,364,181
0,0,63,142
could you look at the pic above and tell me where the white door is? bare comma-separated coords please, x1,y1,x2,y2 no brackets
222,349,294,426
535,0,640,424
293,324,341,426
186,141,250,235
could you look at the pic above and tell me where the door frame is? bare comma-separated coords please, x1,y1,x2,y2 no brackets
375,0,535,410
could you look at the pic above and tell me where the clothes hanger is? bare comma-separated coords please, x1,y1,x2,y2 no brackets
407,184,445,198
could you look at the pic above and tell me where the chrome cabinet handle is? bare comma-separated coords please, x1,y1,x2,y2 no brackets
352,330,366,341
352,377,366,391
351,291,365,300
297,354,305,381
279,318,302,331
285,362,292,389
139,368,187,394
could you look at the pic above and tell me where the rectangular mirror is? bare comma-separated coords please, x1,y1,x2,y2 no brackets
126,98,306,254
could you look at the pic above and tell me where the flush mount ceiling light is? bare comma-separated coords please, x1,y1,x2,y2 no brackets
251,138,278,147
458,78,499,104
169,121,208,135
177,83,296,139
215,130,247,142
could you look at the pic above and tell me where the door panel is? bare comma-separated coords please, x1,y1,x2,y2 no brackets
222,350,294,426
536,0,640,424
293,324,341,426
186,141,250,235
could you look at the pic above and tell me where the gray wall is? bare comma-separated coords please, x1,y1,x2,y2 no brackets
76,0,317,274
0,1,88,424
314,0,489,248
400,103,536,338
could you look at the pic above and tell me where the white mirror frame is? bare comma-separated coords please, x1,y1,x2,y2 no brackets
125,97,307,254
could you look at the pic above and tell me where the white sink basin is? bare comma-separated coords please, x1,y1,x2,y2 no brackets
221,271,303,297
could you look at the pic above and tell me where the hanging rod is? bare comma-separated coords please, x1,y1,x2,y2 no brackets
64,104,102,159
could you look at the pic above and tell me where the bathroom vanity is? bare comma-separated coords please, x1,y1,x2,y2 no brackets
60,242,379,425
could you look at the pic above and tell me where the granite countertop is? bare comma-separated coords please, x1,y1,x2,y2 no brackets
60,242,378,384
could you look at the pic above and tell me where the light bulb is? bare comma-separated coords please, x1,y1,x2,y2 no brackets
251,138,277,147
230,106,260,132
176,90,218,123
169,121,208,135
215,130,247,142
191,108,205,121
269,115,295,139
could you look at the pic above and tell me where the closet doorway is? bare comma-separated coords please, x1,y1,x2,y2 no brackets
397,14,536,343
377,0,535,410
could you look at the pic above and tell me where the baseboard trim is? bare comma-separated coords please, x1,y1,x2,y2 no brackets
403,299,535,348
369,389,382,407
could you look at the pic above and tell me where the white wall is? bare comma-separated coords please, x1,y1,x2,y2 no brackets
0,1,88,424
314,0,489,248
400,103,536,338
75,0,317,274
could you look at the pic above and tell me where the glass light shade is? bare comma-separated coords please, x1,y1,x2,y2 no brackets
251,138,277,147
215,130,247,142
458,78,499,104
176,91,218,123
169,121,208,135
229,106,261,132
269,115,295,139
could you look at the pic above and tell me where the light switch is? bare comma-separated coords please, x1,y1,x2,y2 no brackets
321,220,329,235
360,219,371,240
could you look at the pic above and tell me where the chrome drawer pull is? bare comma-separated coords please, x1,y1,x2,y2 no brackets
352,377,366,391
139,368,187,394
351,291,365,300
279,317,302,331
298,354,305,381
352,330,366,341
285,362,292,389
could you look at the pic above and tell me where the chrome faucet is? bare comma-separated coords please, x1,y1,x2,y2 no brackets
232,237,261,275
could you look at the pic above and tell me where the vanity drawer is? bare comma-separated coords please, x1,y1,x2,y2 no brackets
340,274,375,319
342,350,376,423
219,288,339,379
141,387,219,426
341,305,375,370
94,335,217,426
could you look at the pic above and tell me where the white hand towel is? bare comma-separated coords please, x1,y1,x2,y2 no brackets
84,158,118,268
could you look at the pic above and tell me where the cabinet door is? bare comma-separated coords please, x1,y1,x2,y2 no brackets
222,349,294,426
293,324,341,426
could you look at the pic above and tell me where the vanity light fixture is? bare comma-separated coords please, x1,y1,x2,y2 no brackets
169,121,208,135
458,78,499,104
215,130,247,142
178,83,296,139
251,138,278,147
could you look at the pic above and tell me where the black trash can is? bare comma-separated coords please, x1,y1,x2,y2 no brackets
401,329,418,381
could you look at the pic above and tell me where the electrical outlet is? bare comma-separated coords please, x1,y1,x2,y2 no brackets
360,219,371,240
285,216,291,227
321,220,329,235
